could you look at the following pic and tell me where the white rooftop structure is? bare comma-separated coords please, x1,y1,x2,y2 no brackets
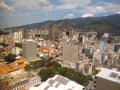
96,68,120,83
29,75,85,90
29,87,39,90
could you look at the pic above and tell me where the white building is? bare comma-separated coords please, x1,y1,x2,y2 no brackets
62,44,78,64
95,68,120,90
29,75,85,90
13,31,23,42
22,39,37,59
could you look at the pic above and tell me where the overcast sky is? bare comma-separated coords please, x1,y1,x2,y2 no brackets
0,0,120,29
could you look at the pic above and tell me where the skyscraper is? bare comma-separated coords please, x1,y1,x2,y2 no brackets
22,39,37,59
23,29,29,39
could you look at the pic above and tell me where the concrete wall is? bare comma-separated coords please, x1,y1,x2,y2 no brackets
95,77,120,90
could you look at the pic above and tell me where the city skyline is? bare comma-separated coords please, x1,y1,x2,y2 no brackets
0,0,120,28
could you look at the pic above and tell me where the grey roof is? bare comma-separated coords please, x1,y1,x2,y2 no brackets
47,79,55,85
54,75,69,85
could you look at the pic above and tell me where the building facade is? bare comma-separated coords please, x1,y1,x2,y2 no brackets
49,24,60,41
22,39,37,59
62,44,78,64
13,31,23,42
94,68,120,90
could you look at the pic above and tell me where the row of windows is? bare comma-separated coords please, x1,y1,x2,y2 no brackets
12,79,41,90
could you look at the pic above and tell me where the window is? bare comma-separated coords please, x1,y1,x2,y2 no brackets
109,72,118,78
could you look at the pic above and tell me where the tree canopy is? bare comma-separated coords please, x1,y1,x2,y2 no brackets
25,58,89,86
5,53,16,63
15,43,22,48
38,67,57,81
38,61,89,86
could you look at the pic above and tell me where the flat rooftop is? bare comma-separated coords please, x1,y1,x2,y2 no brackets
29,75,85,90
96,68,120,83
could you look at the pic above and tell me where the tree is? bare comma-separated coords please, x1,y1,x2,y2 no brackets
58,67,89,86
37,60,89,86
76,72,89,86
38,65,89,86
49,61,61,69
39,59,47,67
25,64,32,71
5,53,16,63
58,67,70,76
0,43,8,47
38,69,48,81
38,67,57,81
15,43,22,48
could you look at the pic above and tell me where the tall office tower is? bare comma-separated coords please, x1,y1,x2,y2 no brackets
22,39,37,59
49,24,60,41
62,44,78,64
94,68,120,90
23,29,29,39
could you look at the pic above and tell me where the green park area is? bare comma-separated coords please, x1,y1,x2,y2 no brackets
25,58,89,86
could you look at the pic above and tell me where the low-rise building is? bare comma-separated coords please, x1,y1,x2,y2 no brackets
0,59,26,74
94,68,120,90
11,76,41,90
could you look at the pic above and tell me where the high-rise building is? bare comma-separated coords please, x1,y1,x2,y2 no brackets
13,31,23,42
62,44,78,64
23,29,29,39
22,39,37,59
49,24,60,41
94,68,120,90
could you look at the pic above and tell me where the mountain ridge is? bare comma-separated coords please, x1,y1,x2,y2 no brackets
4,14,120,35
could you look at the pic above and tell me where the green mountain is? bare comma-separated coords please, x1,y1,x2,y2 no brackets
5,14,120,35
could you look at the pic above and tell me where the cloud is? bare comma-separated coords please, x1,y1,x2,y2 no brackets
81,13,94,18
59,0,91,7
64,13,74,19
11,0,49,10
80,2,120,15
56,4,77,10
117,11,120,14
69,2,120,19
89,6,106,13
55,0,91,11
0,0,14,12
41,5,54,12
103,3,120,14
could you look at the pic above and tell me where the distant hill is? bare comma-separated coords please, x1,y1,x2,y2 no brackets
5,14,120,35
